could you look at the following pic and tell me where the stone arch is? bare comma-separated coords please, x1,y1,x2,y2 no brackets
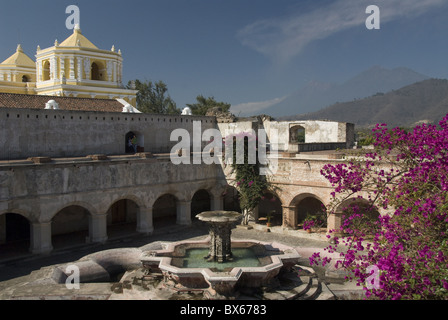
0,212,31,259
106,198,139,229
51,204,92,249
336,198,380,220
331,198,381,235
22,75,30,83
290,193,327,227
125,131,144,154
91,61,106,81
191,189,212,220
152,193,178,229
257,191,283,226
289,125,305,143
42,60,50,81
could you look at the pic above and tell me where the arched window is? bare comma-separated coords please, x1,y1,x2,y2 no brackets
22,75,29,83
91,62,100,80
290,125,306,143
42,61,50,81
91,62,106,81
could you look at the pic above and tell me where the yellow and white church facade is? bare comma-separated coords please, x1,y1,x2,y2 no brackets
0,25,137,106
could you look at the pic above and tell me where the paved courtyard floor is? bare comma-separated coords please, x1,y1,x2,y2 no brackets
0,222,364,300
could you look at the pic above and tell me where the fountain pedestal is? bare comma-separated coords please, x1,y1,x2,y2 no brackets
196,211,242,263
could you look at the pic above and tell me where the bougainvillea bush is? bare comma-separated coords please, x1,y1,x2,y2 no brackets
225,132,270,225
311,115,448,300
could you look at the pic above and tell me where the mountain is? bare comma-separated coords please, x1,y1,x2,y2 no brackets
263,66,430,118
281,78,448,128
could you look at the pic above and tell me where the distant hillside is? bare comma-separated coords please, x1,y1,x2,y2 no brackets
280,79,448,128
262,66,429,118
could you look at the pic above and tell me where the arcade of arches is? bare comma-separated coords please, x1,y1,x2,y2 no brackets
0,187,381,259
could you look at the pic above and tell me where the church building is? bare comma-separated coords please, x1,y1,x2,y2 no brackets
0,24,137,108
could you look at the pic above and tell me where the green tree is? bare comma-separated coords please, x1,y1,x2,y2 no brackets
186,95,231,116
128,79,180,115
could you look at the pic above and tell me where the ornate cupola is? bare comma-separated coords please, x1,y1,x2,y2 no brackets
34,25,137,105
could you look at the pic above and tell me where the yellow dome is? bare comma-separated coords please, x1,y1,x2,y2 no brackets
1,44,35,67
59,25,98,49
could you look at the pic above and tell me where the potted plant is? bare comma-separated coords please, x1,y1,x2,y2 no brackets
303,215,315,233
266,210,275,228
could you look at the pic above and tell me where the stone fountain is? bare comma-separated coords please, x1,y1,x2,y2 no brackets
140,210,302,299
195,211,242,263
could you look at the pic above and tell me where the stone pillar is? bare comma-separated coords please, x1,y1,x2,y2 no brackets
84,58,91,80
176,201,191,225
77,57,83,80
59,56,65,80
282,205,297,229
69,56,75,80
88,214,108,243
211,194,224,211
137,207,153,234
51,57,58,80
30,222,53,254
327,211,343,236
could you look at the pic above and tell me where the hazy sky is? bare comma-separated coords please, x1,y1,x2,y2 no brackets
1,0,448,116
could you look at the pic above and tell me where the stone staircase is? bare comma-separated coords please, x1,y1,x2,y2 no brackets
260,265,335,301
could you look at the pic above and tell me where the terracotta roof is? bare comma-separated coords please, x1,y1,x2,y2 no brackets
0,92,124,113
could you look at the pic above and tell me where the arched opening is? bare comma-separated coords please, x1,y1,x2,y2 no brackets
336,198,380,236
91,62,105,81
294,195,327,229
290,125,305,143
106,199,138,238
125,131,144,154
222,186,241,213
0,213,30,259
51,205,90,249
153,194,178,229
22,75,30,83
257,192,282,226
42,61,50,81
91,62,100,80
191,189,211,220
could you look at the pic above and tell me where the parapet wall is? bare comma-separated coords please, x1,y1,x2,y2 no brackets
0,108,216,160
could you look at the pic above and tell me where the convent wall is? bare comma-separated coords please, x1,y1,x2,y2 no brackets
0,107,216,160
0,106,368,258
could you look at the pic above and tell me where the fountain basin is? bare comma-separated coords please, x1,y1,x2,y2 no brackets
141,237,300,298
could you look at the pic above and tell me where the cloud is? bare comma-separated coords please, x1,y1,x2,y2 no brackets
231,96,287,116
237,0,446,65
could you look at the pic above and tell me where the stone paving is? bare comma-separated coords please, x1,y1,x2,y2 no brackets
0,222,364,300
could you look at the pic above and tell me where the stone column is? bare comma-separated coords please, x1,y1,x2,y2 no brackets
327,211,343,236
59,56,65,80
211,194,224,211
69,56,75,80
176,201,191,225
30,222,53,254
51,57,58,80
77,57,83,80
88,214,108,243
137,207,153,234
282,205,297,229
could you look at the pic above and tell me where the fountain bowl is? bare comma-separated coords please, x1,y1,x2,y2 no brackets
141,237,300,299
